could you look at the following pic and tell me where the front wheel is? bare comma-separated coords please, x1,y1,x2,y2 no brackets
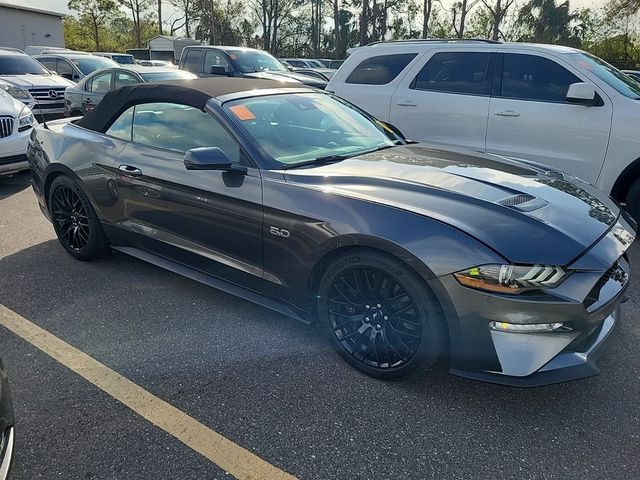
318,250,446,379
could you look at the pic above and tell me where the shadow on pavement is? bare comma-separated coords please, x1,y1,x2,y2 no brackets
0,171,32,200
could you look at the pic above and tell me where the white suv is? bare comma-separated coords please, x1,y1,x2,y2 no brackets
0,48,75,117
327,40,640,218
0,88,35,176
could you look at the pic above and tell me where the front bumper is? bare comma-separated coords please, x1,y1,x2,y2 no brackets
435,216,634,387
0,126,31,176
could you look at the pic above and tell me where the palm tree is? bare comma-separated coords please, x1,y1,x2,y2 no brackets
517,0,579,45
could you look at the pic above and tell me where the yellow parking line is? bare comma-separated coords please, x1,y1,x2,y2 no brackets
0,304,296,480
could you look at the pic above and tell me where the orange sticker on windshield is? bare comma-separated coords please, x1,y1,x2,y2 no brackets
230,105,256,121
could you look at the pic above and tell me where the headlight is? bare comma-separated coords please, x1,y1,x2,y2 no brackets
0,83,31,101
18,107,35,132
454,264,568,294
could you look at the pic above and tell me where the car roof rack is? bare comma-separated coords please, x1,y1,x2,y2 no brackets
366,38,502,46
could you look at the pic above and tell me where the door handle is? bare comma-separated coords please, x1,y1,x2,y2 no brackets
396,100,417,107
83,98,92,104
494,109,520,117
118,164,142,176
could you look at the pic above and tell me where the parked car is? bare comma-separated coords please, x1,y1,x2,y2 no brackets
327,39,640,220
292,67,338,81
281,58,326,68
0,357,15,480
179,46,327,89
34,53,118,82
315,58,333,67
0,48,74,118
622,69,640,82
64,66,197,116
0,87,36,176
92,52,136,65
138,60,176,68
27,77,634,387
329,60,345,69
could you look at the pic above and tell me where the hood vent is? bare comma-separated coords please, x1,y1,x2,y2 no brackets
498,193,548,212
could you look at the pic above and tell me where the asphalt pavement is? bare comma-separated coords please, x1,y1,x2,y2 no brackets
1,170,639,480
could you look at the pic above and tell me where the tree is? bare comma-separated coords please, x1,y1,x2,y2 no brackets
481,0,516,40
67,0,118,50
422,0,432,37
169,0,193,37
451,0,480,38
158,0,163,35
118,0,152,47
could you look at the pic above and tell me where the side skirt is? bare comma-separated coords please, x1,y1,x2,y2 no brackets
111,246,311,325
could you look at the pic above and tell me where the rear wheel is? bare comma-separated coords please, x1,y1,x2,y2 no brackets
318,249,446,379
49,176,110,261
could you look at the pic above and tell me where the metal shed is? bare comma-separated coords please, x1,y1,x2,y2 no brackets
0,2,65,51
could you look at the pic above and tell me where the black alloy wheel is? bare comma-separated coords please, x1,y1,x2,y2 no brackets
49,176,110,261
52,185,90,252
319,250,445,379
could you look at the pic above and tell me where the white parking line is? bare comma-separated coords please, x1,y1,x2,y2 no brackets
0,304,296,480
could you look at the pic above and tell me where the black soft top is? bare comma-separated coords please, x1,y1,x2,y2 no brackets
75,77,298,133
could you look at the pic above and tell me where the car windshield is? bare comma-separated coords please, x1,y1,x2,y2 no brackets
139,71,197,81
227,50,288,73
0,55,49,75
570,52,640,99
113,55,135,65
224,93,397,167
71,56,118,74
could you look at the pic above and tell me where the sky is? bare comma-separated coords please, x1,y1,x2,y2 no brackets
6,0,608,24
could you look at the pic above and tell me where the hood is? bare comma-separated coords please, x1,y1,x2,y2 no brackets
282,145,620,265
0,74,75,89
244,71,327,88
0,89,26,114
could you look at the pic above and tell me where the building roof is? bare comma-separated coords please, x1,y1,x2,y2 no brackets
0,2,65,17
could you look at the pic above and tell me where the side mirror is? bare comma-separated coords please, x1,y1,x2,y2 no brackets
210,65,231,76
184,147,246,173
566,82,597,105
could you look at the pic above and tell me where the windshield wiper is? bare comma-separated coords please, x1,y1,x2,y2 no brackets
281,145,395,170
281,155,348,170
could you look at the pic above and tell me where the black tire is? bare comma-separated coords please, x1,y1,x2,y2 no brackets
625,178,640,222
48,175,110,261
318,249,446,379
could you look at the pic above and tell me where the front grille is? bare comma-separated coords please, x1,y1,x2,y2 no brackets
0,116,13,138
0,154,27,166
32,102,65,111
28,87,66,101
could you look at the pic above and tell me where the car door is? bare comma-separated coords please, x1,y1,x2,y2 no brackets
203,49,231,77
332,52,421,120
112,102,264,291
84,70,113,113
485,52,612,184
389,50,495,151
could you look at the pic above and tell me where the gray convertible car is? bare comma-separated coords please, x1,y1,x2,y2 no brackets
27,78,635,386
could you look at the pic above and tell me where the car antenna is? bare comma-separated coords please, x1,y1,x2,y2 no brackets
33,95,49,130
